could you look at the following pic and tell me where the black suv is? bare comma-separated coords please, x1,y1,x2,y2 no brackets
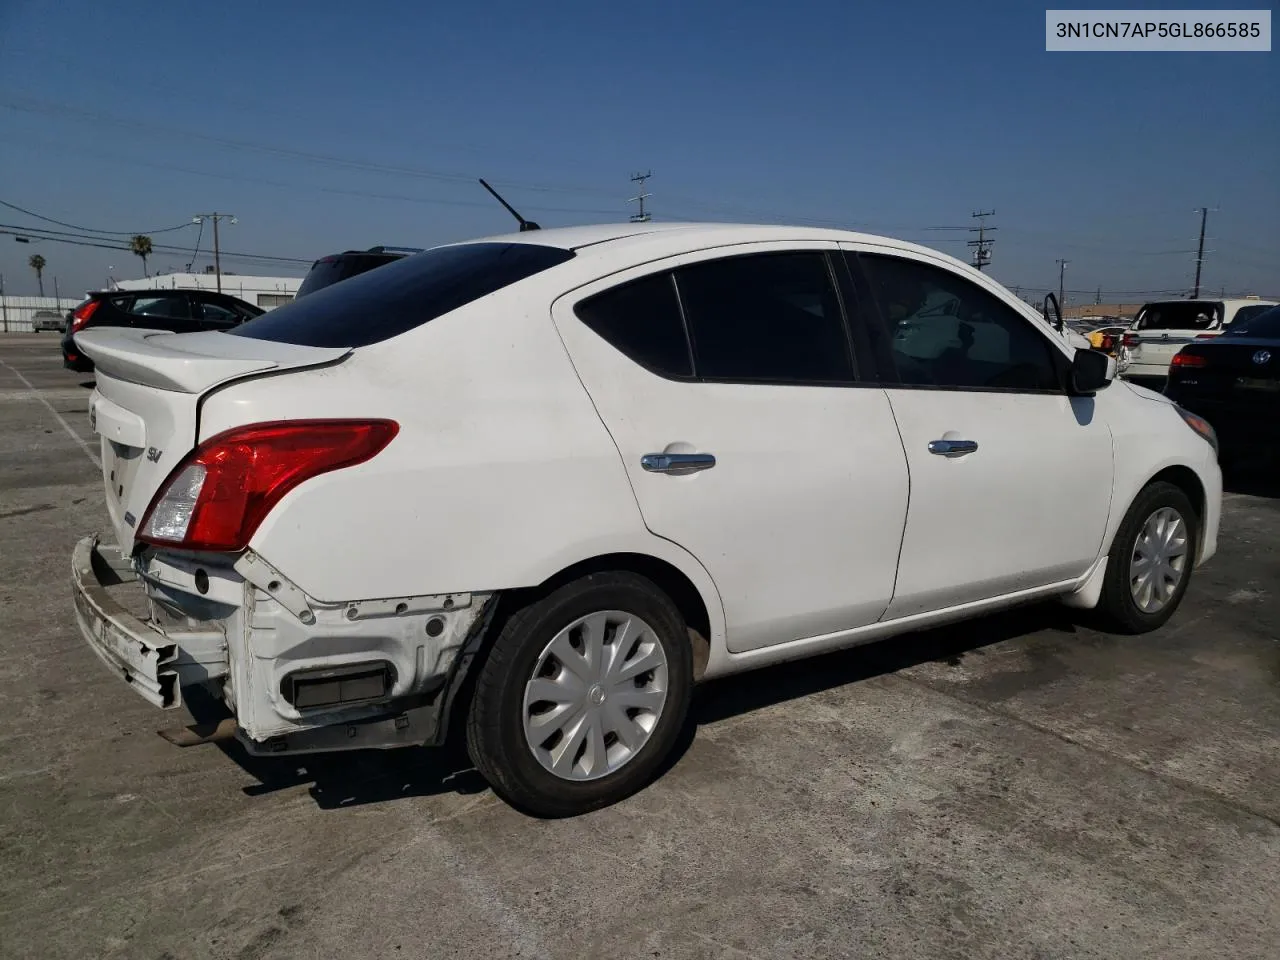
62,289,264,372
295,246,422,298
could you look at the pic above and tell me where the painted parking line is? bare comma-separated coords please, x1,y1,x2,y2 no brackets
0,359,101,469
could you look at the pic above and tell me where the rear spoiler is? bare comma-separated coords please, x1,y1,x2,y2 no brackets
74,328,351,394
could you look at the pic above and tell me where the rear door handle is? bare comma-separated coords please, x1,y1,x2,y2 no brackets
641,453,716,474
928,439,978,457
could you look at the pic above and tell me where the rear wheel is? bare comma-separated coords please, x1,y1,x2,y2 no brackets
1095,481,1198,634
465,571,693,818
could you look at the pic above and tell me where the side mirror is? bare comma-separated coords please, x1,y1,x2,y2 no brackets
1071,347,1114,395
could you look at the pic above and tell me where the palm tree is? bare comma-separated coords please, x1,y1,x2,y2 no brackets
129,234,153,277
28,254,46,296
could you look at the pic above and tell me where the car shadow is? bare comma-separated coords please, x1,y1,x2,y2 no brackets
189,602,1079,812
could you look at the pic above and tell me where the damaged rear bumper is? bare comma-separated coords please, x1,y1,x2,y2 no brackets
72,535,182,708
71,534,496,755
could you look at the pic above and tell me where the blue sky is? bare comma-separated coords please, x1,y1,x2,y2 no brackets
0,0,1275,302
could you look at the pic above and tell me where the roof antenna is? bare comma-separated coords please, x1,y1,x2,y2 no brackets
478,179,541,232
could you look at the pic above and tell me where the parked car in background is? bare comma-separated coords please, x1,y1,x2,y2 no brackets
1165,303,1280,467
70,222,1221,818
1118,297,1278,388
62,289,264,373
31,309,65,333
295,245,423,298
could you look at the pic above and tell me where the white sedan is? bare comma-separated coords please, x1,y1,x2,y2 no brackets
72,222,1222,817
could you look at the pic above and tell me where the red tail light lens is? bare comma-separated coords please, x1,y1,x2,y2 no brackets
1195,333,1218,340
1121,332,1139,348
1171,353,1208,369
70,300,100,333
138,419,399,552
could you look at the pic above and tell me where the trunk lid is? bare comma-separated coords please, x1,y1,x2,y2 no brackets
77,328,350,550
1168,339,1280,403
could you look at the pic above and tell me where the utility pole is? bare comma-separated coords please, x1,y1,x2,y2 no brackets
53,276,60,305
1095,286,1102,306
1191,206,1209,299
1056,259,1070,310
628,172,652,223
968,210,996,270
193,213,237,293
0,273,7,333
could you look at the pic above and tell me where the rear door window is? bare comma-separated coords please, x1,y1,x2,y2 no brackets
195,299,248,329
231,243,576,348
673,251,854,383
125,295,191,319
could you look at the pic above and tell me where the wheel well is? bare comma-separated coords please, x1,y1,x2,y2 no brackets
532,553,712,644
1146,464,1207,559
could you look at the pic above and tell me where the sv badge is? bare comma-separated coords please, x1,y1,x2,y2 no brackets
146,447,163,463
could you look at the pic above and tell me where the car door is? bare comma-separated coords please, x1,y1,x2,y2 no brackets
843,245,1114,619
552,242,910,654
123,293,198,334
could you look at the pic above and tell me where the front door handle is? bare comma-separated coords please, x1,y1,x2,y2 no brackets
928,439,978,457
641,452,716,474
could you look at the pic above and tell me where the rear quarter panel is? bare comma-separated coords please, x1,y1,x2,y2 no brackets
197,288,726,634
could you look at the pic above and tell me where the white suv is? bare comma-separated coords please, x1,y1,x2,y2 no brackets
1118,297,1279,387
72,223,1222,817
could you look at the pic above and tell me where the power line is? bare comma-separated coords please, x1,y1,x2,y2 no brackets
0,223,311,264
0,198,197,235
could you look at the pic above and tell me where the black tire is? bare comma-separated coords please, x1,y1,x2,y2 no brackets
465,571,693,818
1095,480,1199,634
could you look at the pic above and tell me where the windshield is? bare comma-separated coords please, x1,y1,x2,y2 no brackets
295,252,401,298
1134,301,1222,331
1221,305,1280,339
231,242,576,348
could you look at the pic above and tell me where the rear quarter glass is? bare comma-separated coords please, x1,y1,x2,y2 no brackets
231,242,576,348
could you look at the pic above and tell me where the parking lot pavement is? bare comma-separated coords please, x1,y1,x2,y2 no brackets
1,332,1277,960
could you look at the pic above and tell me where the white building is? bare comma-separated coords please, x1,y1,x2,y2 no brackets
110,271,302,310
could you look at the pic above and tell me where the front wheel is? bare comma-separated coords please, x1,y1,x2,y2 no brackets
1095,481,1199,634
465,572,693,818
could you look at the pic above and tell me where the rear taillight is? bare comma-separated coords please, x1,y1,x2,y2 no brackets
138,419,399,552
1121,332,1139,348
1195,333,1218,340
1171,352,1207,369
70,300,100,333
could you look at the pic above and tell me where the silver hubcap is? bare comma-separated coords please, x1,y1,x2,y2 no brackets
522,610,669,782
1129,506,1189,614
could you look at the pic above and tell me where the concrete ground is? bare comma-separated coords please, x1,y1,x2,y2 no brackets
1,333,1277,960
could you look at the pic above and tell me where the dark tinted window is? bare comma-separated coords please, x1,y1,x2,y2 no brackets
674,252,853,383
125,295,190,319
1228,303,1276,329
860,253,1060,391
575,273,691,378
1222,305,1280,339
231,243,576,348
296,252,402,298
197,300,246,328
1135,301,1220,331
